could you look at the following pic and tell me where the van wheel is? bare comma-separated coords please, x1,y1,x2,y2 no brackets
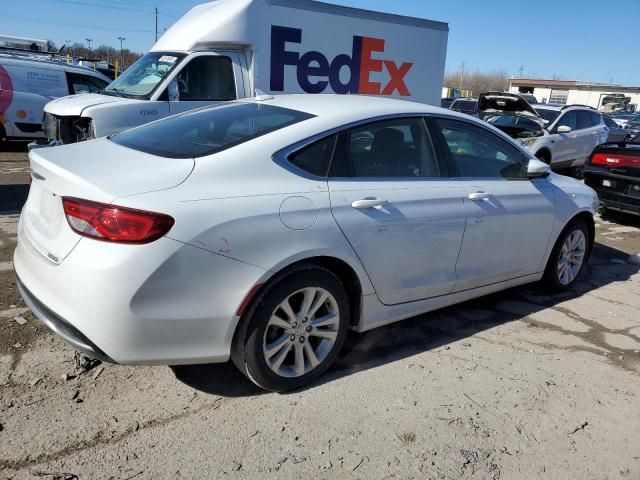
231,265,349,392
535,151,551,165
0,124,7,145
543,219,590,291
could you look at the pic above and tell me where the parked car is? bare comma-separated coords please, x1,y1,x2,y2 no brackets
603,115,631,143
478,94,608,171
15,95,598,391
584,135,640,216
610,112,640,128
39,0,449,146
449,98,478,116
0,53,110,144
519,93,538,104
625,118,640,137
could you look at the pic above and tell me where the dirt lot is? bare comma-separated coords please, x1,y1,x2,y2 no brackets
1,146,639,480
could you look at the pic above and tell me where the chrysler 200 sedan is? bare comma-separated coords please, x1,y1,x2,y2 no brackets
14,95,599,391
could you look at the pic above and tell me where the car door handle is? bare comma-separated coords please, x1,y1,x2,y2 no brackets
351,197,389,209
468,191,493,201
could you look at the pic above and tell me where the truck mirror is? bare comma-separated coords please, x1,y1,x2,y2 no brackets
168,78,179,101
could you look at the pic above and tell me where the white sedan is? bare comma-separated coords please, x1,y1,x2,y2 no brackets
14,95,598,391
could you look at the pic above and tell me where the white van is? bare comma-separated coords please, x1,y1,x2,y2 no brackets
0,53,111,144
40,0,449,145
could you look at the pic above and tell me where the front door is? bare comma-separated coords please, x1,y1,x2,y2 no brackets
327,117,467,305
428,117,556,291
168,52,244,115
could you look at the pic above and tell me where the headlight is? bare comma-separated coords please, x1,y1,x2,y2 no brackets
519,138,537,147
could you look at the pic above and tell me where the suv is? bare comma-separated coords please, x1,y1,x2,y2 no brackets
477,93,608,171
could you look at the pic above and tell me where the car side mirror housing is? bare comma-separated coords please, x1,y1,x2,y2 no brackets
168,78,179,101
527,158,550,178
556,125,572,133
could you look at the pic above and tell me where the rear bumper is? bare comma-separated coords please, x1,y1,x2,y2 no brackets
584,169,640,216
17,276,115,363
14,220,269,365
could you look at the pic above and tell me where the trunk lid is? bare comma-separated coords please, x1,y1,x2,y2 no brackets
21,138,194,264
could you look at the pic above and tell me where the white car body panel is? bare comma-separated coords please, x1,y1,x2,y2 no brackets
15,95,598,365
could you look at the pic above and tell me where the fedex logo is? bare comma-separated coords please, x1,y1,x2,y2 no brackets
270,25,413,96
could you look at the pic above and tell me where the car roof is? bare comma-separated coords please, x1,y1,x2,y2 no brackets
240,94,470,124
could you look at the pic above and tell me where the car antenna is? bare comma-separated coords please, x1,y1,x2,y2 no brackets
254,89,274,101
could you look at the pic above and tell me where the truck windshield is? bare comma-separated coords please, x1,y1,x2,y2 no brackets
104,52,185,98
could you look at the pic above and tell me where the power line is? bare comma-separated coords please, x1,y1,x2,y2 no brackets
3,13,153,33
50,0,150,12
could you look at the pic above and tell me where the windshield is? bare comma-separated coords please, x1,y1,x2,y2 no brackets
104,51,185,98
534,108,560,125
486,115,542,130
110,102,315,158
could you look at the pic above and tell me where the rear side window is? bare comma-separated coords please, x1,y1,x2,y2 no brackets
67,73,109,94
590,111,603,127
111,103,314,158
330,117,440,178
176,56,236,101
576,110,594,130
288,135,337,177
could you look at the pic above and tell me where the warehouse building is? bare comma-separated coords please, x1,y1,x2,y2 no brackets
509,78,640,112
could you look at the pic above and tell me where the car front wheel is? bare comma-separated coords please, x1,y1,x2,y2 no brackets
543,219,590,290
232,266,349,392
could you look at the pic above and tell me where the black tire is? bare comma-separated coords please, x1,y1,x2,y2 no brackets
0,123,7,145
542,219,590,291
535,150,551,165
231,265,350,392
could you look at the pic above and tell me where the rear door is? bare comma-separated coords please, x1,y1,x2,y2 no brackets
551,110,578,164
328,116,467,305
168,52,244,115
428,116,556,291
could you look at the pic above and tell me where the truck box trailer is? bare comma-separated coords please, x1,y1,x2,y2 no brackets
40,0,448,145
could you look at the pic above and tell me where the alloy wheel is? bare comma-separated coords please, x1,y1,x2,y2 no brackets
262,287,340,378
556,229,586,285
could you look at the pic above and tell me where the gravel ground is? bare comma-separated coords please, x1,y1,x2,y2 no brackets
1,146,639,480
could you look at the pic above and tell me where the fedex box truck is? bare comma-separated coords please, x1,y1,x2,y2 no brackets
40,0,448,145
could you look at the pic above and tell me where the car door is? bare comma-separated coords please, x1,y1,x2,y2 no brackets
328,116,467,305
167,52,244,115
428,116,556,291
551,110,578,164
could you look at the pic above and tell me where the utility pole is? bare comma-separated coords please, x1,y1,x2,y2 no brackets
117,36,126,69
85,38,93,52
517,64,525,77
459,62,465,91
155,7,159,42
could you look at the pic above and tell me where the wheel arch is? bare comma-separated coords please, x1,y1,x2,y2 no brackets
535,147,552,164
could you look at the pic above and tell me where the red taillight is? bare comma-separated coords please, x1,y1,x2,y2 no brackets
591,153,640,168
62,197,174,244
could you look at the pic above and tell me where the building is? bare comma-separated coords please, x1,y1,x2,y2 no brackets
509,78,640,112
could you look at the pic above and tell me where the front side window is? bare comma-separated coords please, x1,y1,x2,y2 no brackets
535,108,560,125
111,103,314,158
176,56,236,101
433,118,528,179
556,111,577,131
589,111,603,127
104,51,185,98
330,117,439,178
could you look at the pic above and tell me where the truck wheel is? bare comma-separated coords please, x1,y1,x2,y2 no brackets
231,265,349,392
535,151,551,165
542,219,590,291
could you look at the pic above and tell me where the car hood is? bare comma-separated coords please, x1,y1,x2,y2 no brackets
478,92,543,124
44,93,140,116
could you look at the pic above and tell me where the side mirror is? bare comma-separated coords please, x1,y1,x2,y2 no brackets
167,78,179,101
527,158,550,178
557,125,572,133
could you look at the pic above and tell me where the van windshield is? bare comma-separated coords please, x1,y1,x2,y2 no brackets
104,52,185,98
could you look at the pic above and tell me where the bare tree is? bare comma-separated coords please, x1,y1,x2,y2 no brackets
444,69,511,96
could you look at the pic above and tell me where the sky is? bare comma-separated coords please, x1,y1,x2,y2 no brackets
1,0,639,86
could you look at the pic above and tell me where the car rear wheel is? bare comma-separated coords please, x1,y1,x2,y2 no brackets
232,265,349,392
543,219,590,291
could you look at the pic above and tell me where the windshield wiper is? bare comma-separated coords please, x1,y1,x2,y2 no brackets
103,87,126,97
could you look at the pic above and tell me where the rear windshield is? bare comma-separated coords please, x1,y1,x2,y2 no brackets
110,103,314,158
452,100,477,112
534,108,560,124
